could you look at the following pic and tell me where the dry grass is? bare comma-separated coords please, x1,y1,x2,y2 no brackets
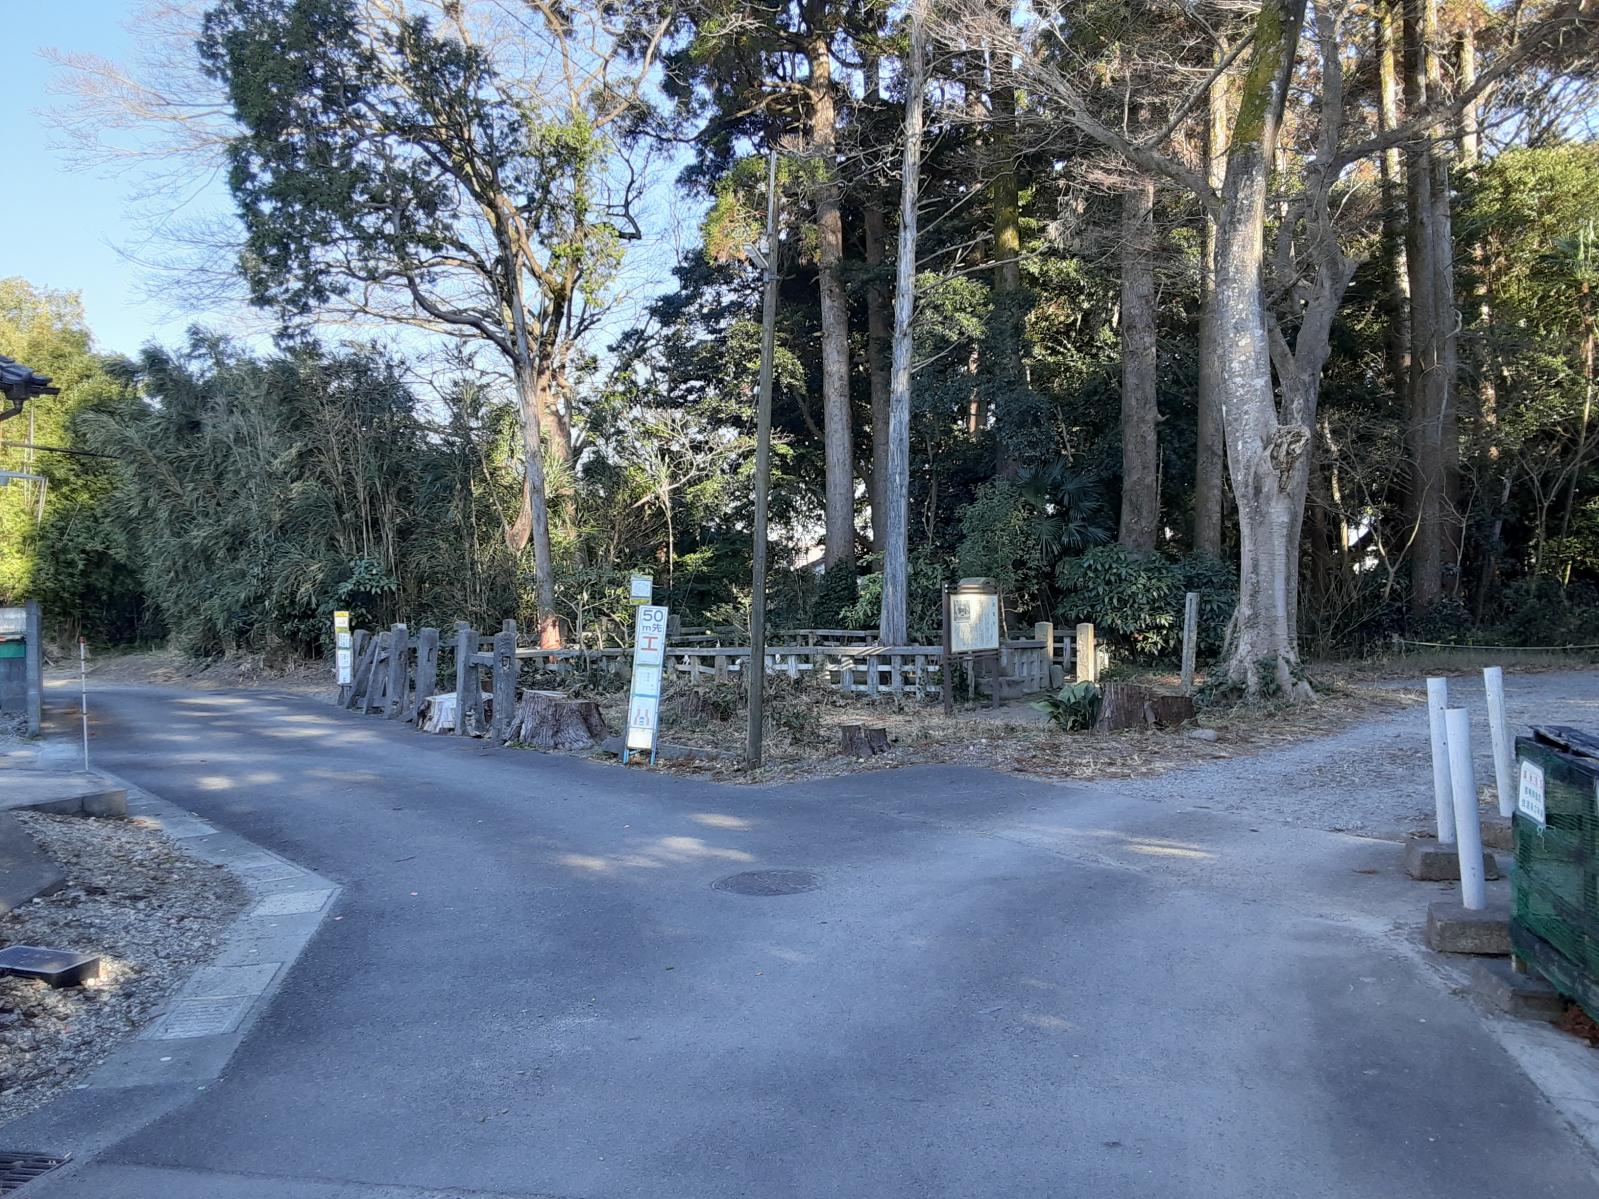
587,671,1411,785
53,647,337,698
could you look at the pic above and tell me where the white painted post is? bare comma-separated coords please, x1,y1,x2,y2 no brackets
78,638,90,772
1445,707,1487,910
1483,666,1515,819
1427,677,1456,844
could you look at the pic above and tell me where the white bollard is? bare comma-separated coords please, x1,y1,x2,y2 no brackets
1427,677,1456,844
1445,707,1487,911
1483,666,1515,819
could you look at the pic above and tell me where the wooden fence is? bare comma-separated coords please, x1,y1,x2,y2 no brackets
338,619,1063,740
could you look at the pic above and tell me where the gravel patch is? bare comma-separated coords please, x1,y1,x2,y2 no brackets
0,811,248,1125
1093,668,1599,837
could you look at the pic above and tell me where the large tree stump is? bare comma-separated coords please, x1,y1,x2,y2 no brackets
506,690,608,750
1147,694,1197,728
841,724,891,757
1094,681,1156,732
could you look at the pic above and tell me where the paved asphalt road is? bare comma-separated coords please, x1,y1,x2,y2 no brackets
15,684,1599,1197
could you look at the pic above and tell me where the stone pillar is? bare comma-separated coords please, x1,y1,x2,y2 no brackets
1074,622,1097,684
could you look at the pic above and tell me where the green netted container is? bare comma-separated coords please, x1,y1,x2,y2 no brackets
1511,727,1599,1021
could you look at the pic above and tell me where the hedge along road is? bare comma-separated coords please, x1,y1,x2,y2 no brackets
14,682,1598,1198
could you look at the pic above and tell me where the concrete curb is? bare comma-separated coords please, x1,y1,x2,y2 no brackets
0,767,339,1170
86,768,339,1089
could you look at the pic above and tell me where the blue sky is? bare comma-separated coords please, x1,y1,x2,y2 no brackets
3,2,703,367
3,1,220,357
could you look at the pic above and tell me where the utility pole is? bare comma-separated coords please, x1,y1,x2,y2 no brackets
746,149,781,769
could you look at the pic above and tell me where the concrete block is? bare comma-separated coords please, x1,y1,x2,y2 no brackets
1480,816,1514,852
1470,959,1564,1020
0,811,64,915
1426,900,1511,955
1403,836,1499,881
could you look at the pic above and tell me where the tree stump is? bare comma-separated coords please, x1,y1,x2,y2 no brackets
841,724,891,757
505,690,608,750
1147,694,1197,728
1094,681,1156,732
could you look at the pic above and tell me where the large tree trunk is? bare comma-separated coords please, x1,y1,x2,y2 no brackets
807,33,855,573
1402,0,1458,615
1209,0,1311,698
1376,0,1412,401
878,2,927,647
863,58,894,555
1119,175,1159,551
501,224,560,647
1194,44,1232,558
512,361,559,646
990,2,1025,478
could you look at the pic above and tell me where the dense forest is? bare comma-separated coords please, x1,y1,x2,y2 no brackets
3,0,1598,696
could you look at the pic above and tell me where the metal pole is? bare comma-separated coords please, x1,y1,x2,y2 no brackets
1483,666,1515,818
79,638,90,772
1427,677,1456,843
1445,707,1487,910
746,148,781,770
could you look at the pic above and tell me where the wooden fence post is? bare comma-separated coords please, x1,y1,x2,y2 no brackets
1180,592,1200,695
348,630,377,710
1075,623,1097,684
410,627,440,724
362,631,390,714
453,622,475,737
492,621,518,742
385,624,409,719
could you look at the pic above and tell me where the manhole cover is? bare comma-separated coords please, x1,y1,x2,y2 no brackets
0,1151,68,1194
712,869,820,897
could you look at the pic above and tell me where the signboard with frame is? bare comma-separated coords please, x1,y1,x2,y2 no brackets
942,580,1003,714
629,574,654,605
950,587,1000,655
625,604,670,762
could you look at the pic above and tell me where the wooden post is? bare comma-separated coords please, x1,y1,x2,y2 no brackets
453,622,475,737
348,630,377,709
1075,622,1097,684
492,622,518,742
746,148,781,770
363,631,390,714
941,583,954,715
1180,592,1200,695
385,624,409,719
411,627,440,725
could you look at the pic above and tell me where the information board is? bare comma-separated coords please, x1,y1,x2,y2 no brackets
333,610,353,686
950,589,999,654
625,604,669,759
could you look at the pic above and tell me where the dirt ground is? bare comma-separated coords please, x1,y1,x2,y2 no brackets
55,645,336,699
567,666,1414,788
0,811,248,1124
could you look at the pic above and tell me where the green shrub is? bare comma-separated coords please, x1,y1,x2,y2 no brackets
1055,545,1183,660
840,551,946,642
1489,578,1599,647
1030,680,1101,730
1055,546,1236,662
813,561,859,629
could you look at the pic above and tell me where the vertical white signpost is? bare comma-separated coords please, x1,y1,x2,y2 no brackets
625,575,667,764
333,610,354,687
